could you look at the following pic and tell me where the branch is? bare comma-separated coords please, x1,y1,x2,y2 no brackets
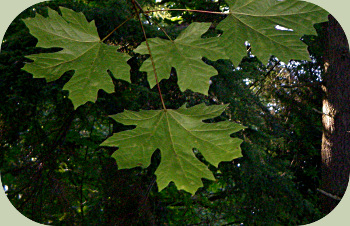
101,15,135,43
144,8,228,15
132,0,167,111
280,82,321,89
47,110,76,152
317,188,342,201
249,61,280,88
312,108,333,117
133,0,173,41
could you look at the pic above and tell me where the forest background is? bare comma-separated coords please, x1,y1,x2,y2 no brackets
0,0,349,225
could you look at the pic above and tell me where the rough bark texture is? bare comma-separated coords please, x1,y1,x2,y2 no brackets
320,14,350,214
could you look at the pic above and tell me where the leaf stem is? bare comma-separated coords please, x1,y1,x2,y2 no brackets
131,0,167,111
101,14,135,43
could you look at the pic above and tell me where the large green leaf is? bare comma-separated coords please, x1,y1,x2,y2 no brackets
218,0,329,65
101,104,245,194
22,7,131,108
135,22,228,95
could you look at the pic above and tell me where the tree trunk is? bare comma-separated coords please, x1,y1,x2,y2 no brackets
320,14,350,214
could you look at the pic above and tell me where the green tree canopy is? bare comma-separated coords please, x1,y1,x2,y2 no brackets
0,0,331,224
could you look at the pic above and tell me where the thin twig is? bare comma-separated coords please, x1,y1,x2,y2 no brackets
132,0,167,111
140,177,156,210
145,8,228,15
317,188,342,201
101,15,135,43
312,108,329,116
133,0,173,41
249,60,281,88
280,82,321,89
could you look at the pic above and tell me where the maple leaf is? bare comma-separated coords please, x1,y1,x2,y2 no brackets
22,7,131,108
101,104,245,194
135,22,228,95
218,0,329,65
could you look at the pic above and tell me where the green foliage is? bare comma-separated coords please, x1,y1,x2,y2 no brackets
21,6,246,193
217,0,329,65
135,22,228,94
102,103,244,193
1,0,329,224
22,7,131,108
155,0,226,24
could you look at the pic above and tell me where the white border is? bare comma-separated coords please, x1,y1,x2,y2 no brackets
1,0,349,225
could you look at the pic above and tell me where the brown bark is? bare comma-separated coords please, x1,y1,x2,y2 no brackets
320,14,350,214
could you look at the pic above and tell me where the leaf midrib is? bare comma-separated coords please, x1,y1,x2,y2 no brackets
225,14,302,51
29,22,98,44
31,42,99,72
168,110,229,153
